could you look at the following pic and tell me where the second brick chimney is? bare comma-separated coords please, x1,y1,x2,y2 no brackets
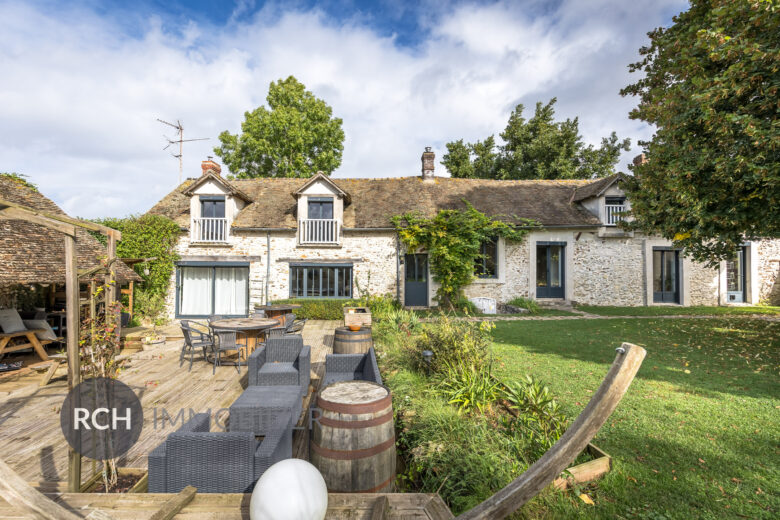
201,156,222,176
421,147,435,180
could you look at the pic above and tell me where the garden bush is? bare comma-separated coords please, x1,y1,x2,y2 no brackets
273,293,400,320
507,296,540,314
412,315,494,373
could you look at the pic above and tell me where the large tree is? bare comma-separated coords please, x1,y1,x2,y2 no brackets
215,76,345,178
620,0,780,263
442,98,630,180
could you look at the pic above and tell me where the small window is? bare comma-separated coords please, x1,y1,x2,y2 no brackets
475,238,498,278
200,196,226,218
308,197,334,219
290,265,352,298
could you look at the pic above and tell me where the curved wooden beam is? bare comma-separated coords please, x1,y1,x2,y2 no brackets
0,457,86,520
455,342,646,520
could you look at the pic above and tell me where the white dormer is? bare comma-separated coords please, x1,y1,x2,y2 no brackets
573,174,631,228
183,159,252,243
293,173,349,245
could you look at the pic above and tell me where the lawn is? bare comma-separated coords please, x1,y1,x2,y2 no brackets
575,304,780,316
414,308,580,318
491,317,779,519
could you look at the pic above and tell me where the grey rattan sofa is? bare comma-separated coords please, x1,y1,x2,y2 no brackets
148,412,292,493
248,335,311,396
321,346,382,388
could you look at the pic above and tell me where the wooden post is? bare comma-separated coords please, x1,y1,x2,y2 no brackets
0,457,87,520
64,235,81,492
106,232,118,333
128,280,134,320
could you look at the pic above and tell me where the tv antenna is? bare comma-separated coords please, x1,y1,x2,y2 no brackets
157,118,210,184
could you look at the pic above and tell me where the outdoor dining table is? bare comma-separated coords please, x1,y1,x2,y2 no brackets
209,317,280,359
253,304,302,321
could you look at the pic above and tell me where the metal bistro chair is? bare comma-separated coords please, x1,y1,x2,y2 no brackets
213,329,245,375
287,318,307,334
179,320,213,371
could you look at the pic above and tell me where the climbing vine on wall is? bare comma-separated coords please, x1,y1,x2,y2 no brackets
91,214,181,319
392,202,537,309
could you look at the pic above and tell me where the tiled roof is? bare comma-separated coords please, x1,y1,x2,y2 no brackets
149,175,605,229
0,176,142,285
570,173,624,202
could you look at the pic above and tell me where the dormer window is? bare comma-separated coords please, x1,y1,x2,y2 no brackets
195,195,227,242
308,197,334,220
604,196,626,226
201,196,226,219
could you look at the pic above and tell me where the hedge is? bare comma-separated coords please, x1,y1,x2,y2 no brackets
270,298,363,320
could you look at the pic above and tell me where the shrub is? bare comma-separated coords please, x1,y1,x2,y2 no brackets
134,290,167,326
438,363,501,414
500,375,567,459
271,298,361,319
414,315,494,374
507,296,540,314
363,293,400,320
454,297,479,315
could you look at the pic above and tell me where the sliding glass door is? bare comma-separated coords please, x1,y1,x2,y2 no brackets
177,264,249,317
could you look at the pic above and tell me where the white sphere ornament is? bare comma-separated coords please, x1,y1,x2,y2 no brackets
250,459,328,520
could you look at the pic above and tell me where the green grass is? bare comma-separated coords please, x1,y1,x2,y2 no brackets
575,304,780,316
491,318,779,519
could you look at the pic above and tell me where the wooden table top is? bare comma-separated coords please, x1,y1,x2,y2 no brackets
254,304,302,311
210,318,279,331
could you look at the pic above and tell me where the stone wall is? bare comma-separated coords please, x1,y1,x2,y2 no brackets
572,234,645,306
685,258,719,305
463,239,530,302
756,239,780,304
165,229,398,318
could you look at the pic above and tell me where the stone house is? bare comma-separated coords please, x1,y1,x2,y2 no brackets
147,152,779,319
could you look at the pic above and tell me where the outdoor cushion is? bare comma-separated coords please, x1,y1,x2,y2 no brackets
257,362,299,386
22,320,58,341
0,309,27,334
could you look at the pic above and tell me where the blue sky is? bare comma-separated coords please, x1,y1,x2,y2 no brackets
0,0,687,217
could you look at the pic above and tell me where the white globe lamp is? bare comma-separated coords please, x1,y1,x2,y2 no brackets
250,459,328,520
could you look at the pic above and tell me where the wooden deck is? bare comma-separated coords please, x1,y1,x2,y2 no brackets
0,320,339,482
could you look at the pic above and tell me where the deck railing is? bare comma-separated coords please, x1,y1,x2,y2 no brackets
299,219,340,245
191,217,228,243
604,204,626,226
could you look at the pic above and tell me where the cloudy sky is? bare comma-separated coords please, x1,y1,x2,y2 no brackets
0,0,687,218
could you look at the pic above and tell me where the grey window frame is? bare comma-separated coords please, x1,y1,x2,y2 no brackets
175,261,250,318
307,197,334,220
475,238,499,279
289,263,353,299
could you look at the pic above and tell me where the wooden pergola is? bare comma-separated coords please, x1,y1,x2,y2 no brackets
0,197,121,492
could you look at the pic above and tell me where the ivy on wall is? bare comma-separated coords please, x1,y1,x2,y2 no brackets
91,215,181,320
392,202,537,309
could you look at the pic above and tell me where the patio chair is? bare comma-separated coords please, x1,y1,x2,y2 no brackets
148,412,292,493
322,346,383,388
179,320,213,371
248,335,311,396
282,313,296,330
286,318,307,334
212,330,244,375
265,326,287,340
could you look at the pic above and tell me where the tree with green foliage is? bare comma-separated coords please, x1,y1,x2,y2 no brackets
392,203,536,309
442,98,630,180
620,0,780,263
215,76,345,178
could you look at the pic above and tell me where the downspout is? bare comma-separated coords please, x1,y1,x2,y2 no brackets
265,231,271,305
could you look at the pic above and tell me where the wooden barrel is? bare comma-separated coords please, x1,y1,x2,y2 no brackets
333,326,373,354
311,381,396,493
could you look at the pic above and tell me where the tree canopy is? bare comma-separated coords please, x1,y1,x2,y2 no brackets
620,0,780,263
214,76,345,178
442,98,630,180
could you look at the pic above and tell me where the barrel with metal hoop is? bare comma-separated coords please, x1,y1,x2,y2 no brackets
310,380,396,493
332,326,373,354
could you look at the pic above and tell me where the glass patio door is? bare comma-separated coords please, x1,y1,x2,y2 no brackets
653,250,679,303
536,244,565,299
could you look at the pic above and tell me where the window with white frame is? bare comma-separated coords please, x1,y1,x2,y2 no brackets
177,263,249,317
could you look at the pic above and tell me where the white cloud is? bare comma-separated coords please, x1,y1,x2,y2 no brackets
0,0,686,217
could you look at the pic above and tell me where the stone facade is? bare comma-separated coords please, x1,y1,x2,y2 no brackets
756,239,780,304
572,234,645,306
166,229,398,319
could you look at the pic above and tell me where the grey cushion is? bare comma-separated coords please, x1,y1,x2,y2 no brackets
22,320,57,341
0,309,27,334
257,362,299,386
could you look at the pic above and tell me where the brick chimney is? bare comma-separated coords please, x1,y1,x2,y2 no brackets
632,153,647,167
421,147,435,180
201,156,221,176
